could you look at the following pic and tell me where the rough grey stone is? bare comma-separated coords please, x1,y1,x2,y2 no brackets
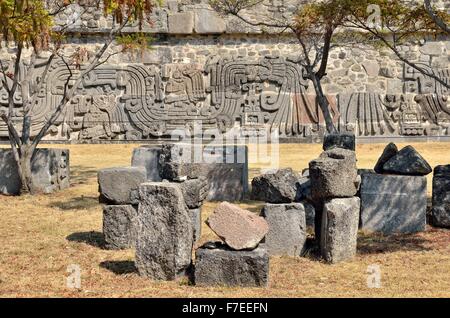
360,174,427,234
323,133,356,151
0,148,70,195
374,143,398,174
159,143,248,201
320,197,360,263
261,203,307,256
303,201,316,228
383,145,432,176
131,146,162,181
168,12,194,34
190,208,202,242
309,148,358,201
98,167,146,205
194,8,226,34
194,242,269,287
158,143,204,180
432,165,450,228
178,176,209,208
295,176,311,202
135,182,193,280
103,205,137,249
251,168,301,203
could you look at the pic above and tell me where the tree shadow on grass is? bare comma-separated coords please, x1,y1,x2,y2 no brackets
357,232,432,254
70,165,99,186
100,260,137,275
49,195,99,211
66,231,106,249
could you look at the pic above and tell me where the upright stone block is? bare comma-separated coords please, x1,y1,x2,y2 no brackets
98,167,146,205
131,146,162,181
194,242,269,287
321,197,360,263
323,133,355,151
135,182,193,281
0,148,70,195
158,143,204,180
432,165,450,228
261,203,307,256
159,143,248,200
103,205,137,249
202,144,248,201
309,148,358,201
360,174,427,234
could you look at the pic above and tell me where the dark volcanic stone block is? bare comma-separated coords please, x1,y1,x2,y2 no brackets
323,133,356,151
360,173,427,234
103,205,137,249
373,142,398,174
0,148,70,195
432,165,450,228
159,143,248,201
98,167,146,205
135,182,193,280
194,242,269,287
261,203,307,256
251,168,301,203
382,145,432,176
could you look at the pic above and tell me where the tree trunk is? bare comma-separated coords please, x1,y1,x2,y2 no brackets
17,145,34,194
309,74,337,134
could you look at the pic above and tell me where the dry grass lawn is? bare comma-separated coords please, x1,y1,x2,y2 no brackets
0,142,449,297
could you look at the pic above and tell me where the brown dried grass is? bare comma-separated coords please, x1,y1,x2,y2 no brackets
0,142,449,297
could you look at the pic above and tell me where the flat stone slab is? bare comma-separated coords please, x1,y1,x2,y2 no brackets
360,173,427,234
131,146,162,181
0,148,70,195
194,242,269,287
309,148,358,201
251,168,301,203
432,165,450,228
98,167,146,205
383,145,432,176
261,203,307,256
206,202,268,250
321,197,360,263
135,182,193,280
103,205,137,249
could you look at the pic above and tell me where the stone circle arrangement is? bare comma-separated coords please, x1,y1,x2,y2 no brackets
97,135,449,287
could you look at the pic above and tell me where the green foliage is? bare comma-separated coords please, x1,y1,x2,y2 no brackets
116,32,153,52
0,0,53,49
0,0,157,51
